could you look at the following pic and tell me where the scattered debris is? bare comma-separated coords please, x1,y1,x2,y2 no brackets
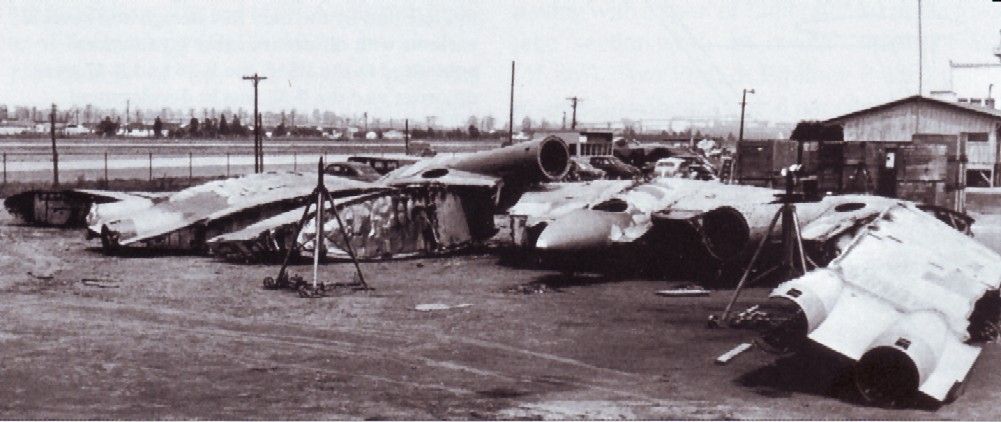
27,271,54,280
655,284,710,297
414,303,472,312
715,342,753,365
505,282,560,295
80,278,120,288
264,272,371,297
728,305,774,330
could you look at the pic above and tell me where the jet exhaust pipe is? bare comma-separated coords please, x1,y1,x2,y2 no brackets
447,136,571,184
854,312,948,406
758,270,845,354
652,206,751,262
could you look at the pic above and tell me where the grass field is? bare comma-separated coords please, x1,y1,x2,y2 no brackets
0,137,495,195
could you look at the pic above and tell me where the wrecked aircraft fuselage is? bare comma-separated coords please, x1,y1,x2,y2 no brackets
755,203,1001,406
4,189,162,227
209,184,497,261
93,172,379,254
210,136,571,262
510,176,975,284
97,136,571,259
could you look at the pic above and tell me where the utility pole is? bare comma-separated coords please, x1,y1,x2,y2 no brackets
405,118,410,155
243,73,268,173
917,0,923,96
731,88,755,184
562,111,567,130
508,61,515,145
566,96,580,129
257,112,263,170
50,104,59,186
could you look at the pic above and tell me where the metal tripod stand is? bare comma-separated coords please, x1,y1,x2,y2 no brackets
716,167,810,326
263,158,370,295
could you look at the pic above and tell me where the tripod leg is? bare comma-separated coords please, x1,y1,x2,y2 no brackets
746,264,780,287
323,189,369,289
274,189,317,287
313,191,323,290
719,208,782,325
791,209,809,274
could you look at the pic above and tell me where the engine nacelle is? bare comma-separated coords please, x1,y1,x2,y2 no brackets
854,312,949,406
757,269,845,354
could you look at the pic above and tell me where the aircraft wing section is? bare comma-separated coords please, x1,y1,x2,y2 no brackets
94,172,378,252
386,168,501,189
765,203,1001,403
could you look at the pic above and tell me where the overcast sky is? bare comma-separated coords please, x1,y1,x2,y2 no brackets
2,0,1000,126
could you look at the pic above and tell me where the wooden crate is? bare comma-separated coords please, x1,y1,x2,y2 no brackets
896,180,946,206
897,144,949,181
736,140,798,180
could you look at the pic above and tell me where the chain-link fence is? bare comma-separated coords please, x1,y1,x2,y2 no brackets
0,139,496,194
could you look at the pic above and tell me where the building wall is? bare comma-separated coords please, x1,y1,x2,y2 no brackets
950,63,1001,105
835,100,1001,186
837,101,1000,167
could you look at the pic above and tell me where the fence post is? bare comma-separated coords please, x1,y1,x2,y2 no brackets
226,153,230,177
148,152,153,181
2,152,6,185
189,151,193,180
293,151,297,172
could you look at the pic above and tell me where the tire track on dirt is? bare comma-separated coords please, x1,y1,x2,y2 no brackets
12,295,674,405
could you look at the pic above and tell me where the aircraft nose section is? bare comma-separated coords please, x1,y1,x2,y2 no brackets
534,209,629,251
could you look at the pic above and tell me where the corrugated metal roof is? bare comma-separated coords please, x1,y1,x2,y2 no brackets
826,95,1001,123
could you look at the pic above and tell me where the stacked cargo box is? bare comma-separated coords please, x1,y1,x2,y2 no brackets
734,140,798,187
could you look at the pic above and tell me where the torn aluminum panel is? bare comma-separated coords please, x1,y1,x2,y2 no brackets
93,172,378,253
210,183,500,262
208,138,571,263
4,189,159,227
301,184,498,260
759,203,1001,405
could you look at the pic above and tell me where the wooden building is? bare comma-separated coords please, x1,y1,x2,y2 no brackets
817,95,1001,212
826,95,1001,187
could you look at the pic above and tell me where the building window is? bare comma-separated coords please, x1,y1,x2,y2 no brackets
971,98,983,106
966,132,989,142
958,98,969,103
967,170,992,188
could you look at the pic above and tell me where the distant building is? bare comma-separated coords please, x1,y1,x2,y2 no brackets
532,130,614,156
826,95,1001,186
931,30,1001,108
382,129,405,140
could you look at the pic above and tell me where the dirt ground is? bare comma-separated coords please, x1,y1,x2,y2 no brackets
3,207,1001,420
